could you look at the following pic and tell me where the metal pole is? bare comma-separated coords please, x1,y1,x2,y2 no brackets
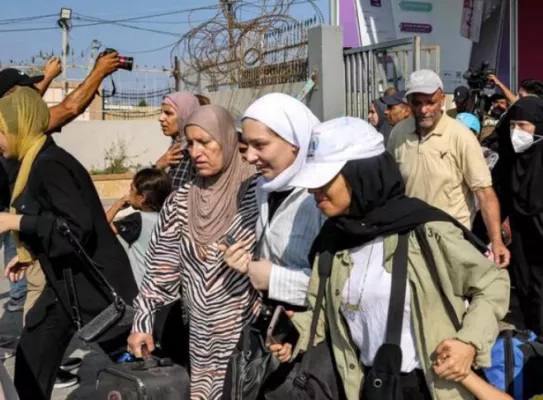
62,24,68,98
413,36,421,72
221,0,237,85
509,0,518,93
329,0,337,25
174,56,181,91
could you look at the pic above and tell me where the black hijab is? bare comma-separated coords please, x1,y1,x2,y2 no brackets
311,152,485,257
507,96,543,216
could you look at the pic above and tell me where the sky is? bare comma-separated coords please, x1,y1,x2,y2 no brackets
0,0,329,89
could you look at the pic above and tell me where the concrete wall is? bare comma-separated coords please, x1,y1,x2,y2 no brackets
52,82,308,171
53,120,170,170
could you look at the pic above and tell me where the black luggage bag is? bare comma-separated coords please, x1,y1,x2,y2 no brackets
96,357,190,400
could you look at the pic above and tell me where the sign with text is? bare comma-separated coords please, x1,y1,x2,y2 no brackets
460,0,484,42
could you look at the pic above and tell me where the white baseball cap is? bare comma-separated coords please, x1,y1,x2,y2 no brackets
289,117,385,189
405,69,444,96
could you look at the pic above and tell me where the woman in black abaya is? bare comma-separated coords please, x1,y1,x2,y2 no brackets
502,96,543,334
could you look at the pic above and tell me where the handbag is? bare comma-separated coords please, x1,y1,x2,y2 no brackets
227,223,281,400
229,315,278,400
361,232,409,400
264,251,345,400
57,219,136,343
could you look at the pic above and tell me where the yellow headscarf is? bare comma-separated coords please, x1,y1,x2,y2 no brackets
0,87,50,263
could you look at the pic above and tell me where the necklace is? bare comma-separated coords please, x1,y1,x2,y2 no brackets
342,241,375,314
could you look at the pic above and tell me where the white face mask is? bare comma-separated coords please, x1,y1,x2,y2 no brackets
510,127,543,153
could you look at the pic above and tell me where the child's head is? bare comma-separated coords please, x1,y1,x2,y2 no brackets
235,116,248,158
129,168,171,212
456,112,481,135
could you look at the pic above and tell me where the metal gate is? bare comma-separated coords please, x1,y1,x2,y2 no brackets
344,36,440,119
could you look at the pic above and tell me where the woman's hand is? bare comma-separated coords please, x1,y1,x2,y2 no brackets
4,256,31,282
155,144,183,170
268,343,293,363
127,332,155,359
247,260,272,290
0,213,22,234
433,339,476,382
218,238,253,274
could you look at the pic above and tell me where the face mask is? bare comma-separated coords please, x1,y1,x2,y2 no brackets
510,127,543,153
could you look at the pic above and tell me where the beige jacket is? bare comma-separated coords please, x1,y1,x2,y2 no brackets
292,221,510,400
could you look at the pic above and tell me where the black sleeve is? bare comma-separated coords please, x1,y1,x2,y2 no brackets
19,159,93,258
113,212,142,246
0,162,10,211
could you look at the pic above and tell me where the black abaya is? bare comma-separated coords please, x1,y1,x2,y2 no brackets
501,97,543,334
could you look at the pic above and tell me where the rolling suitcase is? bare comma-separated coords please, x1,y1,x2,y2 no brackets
96,357,190,400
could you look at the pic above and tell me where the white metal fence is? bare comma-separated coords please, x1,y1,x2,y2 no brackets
344,36,440,119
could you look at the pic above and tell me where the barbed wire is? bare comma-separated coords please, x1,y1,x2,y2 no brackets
1,1,323,90
171,0,324,87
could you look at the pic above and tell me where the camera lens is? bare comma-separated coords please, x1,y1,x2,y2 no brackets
118,56,134,71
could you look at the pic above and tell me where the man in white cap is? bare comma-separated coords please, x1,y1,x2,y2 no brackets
387,69,510,268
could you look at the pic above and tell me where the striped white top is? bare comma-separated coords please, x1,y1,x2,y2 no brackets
256,186,326,306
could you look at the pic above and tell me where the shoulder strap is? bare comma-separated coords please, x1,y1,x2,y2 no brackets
414,226,461,331
57,219,121,303
251,221,270,262
385,233,410,345
297,251,333,369
307,251,333,349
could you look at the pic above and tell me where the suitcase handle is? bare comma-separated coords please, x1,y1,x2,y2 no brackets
131,357,174,371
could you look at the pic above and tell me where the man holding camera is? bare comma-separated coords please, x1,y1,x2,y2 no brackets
0,51,121,389
387,69,510,268
0,52,121,132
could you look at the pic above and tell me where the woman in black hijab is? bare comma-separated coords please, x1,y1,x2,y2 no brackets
268,117,509,400
501,96,543,334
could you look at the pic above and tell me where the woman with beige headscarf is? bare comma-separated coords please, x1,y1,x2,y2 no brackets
155,92,201,191
128,105,260,400
0,87,137,399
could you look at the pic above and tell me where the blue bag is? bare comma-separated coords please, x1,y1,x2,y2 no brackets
485,330,543,400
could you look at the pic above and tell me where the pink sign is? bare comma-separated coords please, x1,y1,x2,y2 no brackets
399,22,433,34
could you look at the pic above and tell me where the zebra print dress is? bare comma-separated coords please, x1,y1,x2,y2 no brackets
133,176,260,400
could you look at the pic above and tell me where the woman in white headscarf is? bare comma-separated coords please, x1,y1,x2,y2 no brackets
220,93,325,397
221,92,324,305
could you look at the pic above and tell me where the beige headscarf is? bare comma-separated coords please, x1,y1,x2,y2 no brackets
163,92,200,143
186,105,255,246
0,87,50,263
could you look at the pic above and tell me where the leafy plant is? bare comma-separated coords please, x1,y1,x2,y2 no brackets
138,99,148,107
90,139,137,175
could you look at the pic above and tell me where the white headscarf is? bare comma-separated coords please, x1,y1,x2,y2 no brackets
243,93,320,192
